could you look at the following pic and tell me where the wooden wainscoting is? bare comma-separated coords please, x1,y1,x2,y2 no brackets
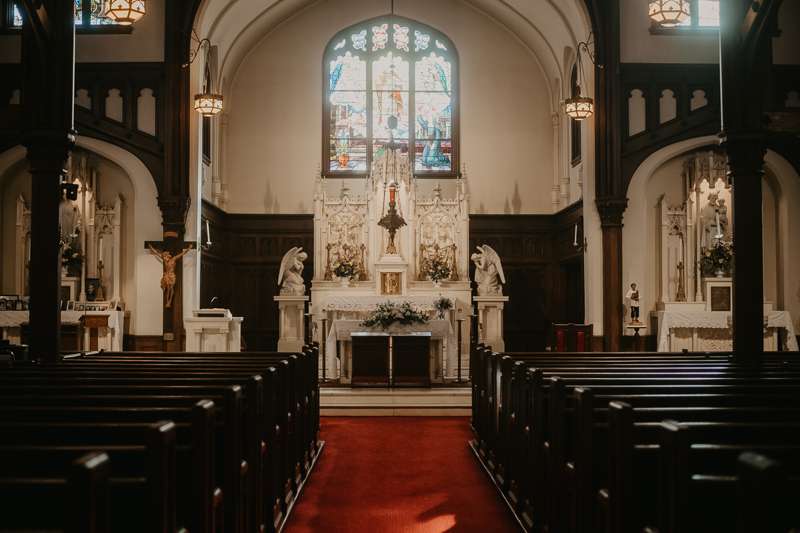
201,201,314,351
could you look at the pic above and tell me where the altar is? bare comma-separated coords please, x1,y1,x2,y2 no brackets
657,310,799,352
0,310,126,352
325,319,456,384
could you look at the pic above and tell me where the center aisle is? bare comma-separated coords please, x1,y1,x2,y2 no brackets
285,417,519,533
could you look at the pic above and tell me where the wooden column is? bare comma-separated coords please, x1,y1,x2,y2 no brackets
722,135,766,363
717,0,781,364
596,197,628,352
158,196,191,352
18,0,77,363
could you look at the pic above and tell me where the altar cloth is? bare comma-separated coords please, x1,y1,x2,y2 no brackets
657,310,798,352
325,318,456,372
324,295,455,312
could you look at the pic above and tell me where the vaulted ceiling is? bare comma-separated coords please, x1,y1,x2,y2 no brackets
193,0,593,109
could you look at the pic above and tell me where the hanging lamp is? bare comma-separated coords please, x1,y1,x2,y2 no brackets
103,0,146,25
564,39,594,120
186,35,224,117
648,0,690,27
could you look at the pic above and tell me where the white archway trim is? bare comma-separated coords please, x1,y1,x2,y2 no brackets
765,150,800,331
622,135,719,335
75,137,165,337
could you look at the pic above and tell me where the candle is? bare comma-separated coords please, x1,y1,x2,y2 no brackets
679,236,683,262
574,223,578,245
205,219,211,244
715,209,721,235
99,237,103,262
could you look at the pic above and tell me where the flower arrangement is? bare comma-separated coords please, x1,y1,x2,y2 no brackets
700,241,733,275
433,295,454,319
60,239,83,272
422,253,451,282
360,300,430,330
331,253,360,280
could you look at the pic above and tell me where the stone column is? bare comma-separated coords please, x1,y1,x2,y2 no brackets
596,197,628,352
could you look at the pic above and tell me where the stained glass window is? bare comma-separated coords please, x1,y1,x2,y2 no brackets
12,3,22,26
325,16,458,177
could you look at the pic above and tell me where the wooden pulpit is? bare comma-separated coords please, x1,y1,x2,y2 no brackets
80,314,110,351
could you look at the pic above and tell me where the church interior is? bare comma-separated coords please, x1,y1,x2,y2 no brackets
1,0,800,531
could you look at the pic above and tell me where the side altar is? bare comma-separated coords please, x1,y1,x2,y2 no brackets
309,144,473,379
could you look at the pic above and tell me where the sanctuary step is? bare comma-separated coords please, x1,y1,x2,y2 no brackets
320,386,471,416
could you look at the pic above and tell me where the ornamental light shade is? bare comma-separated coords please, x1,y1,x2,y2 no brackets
194,93,224,116
649,0,690,27
104,0,145,25
564,97,594,120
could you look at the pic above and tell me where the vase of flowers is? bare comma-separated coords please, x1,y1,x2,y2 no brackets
433,295,454,320
331,253,360,286
422,253,451,287
360,300,430,330
700,241,733,278
60,239,83,278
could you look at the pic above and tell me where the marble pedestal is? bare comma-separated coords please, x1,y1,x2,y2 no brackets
275,295,309,352
474,295,509,352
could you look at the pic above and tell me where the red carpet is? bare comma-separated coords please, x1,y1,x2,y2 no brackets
285,417,519,533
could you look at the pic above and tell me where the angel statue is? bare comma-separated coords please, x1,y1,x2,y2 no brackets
278,247,308,295
471,245,505,296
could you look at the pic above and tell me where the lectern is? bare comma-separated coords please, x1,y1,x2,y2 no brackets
184,309,244,352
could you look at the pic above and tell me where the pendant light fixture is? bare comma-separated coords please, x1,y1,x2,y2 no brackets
564,37,595,120
648,0,690,27
103,0,146,25
185,33,224,117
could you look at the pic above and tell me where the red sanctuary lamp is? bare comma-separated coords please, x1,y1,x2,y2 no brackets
389,181,396,204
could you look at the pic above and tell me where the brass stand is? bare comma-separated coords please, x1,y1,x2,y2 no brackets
319,317,331,383
454,318,468,383
323,244,333,281
358,244,368,281
24,261,30,296
676,262,686,302
305,312,315,345
450,245,459,281
96,260,105,301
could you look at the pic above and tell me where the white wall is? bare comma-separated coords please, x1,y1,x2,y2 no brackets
222,0,554,215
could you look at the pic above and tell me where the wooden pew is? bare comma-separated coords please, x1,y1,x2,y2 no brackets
0,451,111,533
0,373,268,533
470,349,800,533
0,420,179,533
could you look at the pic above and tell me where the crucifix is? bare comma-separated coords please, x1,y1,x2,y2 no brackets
145,236,195,345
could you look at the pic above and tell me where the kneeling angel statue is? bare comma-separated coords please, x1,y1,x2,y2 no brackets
471,244,505,296
278,247,308,295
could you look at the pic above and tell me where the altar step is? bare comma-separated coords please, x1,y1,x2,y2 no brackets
320,387,472,416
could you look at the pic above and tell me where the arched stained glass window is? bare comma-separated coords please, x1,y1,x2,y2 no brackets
325,16,458,178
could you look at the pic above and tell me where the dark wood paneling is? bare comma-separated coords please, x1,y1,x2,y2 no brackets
200,201,314,351
470,202,584,352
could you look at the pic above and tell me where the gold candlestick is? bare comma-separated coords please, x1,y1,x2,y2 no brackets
96,260,105,301
323,243,333,281
676,261,686,302
24,261,30,296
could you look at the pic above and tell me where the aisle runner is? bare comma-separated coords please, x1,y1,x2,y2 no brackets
285,417,518,533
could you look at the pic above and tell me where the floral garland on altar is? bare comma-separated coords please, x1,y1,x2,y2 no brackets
360,301,430,330
433,295,454,319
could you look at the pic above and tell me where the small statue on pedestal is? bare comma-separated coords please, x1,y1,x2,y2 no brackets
278,247,308,295
626,283,642,325
471,245,505,296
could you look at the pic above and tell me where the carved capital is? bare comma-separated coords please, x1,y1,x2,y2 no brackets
595,197,628,227
718,131,767,177
157,196,191,231
22,130,76,175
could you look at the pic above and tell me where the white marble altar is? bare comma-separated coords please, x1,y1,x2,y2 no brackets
184,309,243,352
325,319,455,384
656,310,798,352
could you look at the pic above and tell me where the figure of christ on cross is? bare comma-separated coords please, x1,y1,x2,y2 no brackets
148,242,193,307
